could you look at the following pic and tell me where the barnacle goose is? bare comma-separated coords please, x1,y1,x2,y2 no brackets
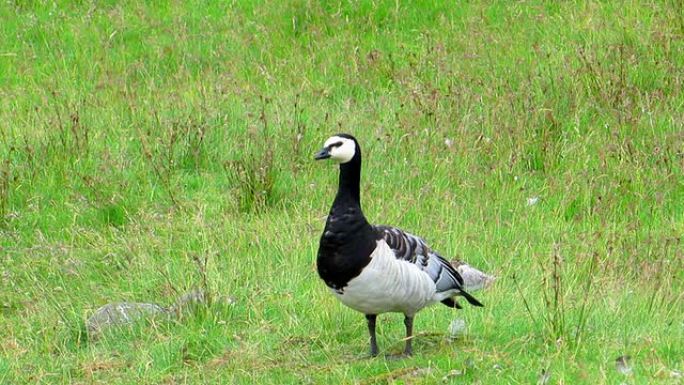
314,133,484,357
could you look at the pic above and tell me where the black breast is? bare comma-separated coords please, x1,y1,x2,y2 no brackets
316,205,377,291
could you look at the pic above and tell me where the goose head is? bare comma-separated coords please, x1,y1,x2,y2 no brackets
314,134,358,164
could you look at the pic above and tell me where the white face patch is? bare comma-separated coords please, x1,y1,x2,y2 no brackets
324,136,356,164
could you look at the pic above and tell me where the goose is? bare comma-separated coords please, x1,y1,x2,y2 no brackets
314,133,485,357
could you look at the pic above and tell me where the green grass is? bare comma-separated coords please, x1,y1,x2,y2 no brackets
1,0,683,383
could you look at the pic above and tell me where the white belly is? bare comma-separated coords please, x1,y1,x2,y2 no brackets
331,240,437,315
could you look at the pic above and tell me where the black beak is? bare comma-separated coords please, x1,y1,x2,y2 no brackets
314,147,331,160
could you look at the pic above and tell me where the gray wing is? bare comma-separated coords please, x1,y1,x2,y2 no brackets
375,225,465,293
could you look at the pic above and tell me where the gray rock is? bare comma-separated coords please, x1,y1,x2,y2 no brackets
448,319,467,339
538,369,550,385
87,302,170,339
464,358,475,368
87,289,231,340
442,369,464,382
615,355,632,376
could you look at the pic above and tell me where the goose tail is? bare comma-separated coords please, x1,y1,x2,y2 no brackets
459,289,484,307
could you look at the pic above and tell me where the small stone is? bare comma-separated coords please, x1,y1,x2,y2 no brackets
442,369,464,382
527,196,540,206
410,367,433,377
538,369,550,385
444,138,454,148
615,355,632,376
493,363,503,371
448,319,466,338
464,358,475,368
670,369,682,378
225,296,236,305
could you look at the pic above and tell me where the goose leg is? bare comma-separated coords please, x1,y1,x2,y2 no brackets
365,314,378,357
403,315,414,356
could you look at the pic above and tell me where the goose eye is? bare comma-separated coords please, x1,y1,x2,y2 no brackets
329,141,343,149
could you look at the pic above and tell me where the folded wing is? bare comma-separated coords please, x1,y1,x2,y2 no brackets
375,225,464,291
375,225,484,307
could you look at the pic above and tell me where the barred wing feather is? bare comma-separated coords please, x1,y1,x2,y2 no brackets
375,225,465,293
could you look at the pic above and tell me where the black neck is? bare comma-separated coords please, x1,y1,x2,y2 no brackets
333,156,362,208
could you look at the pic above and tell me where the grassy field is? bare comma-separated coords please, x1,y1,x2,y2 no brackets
1,0,683,383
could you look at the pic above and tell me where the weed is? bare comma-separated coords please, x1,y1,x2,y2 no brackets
0,155,11,224
137,114,213,206
290,94,307,174
538,244,565,343
224,98,278,213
